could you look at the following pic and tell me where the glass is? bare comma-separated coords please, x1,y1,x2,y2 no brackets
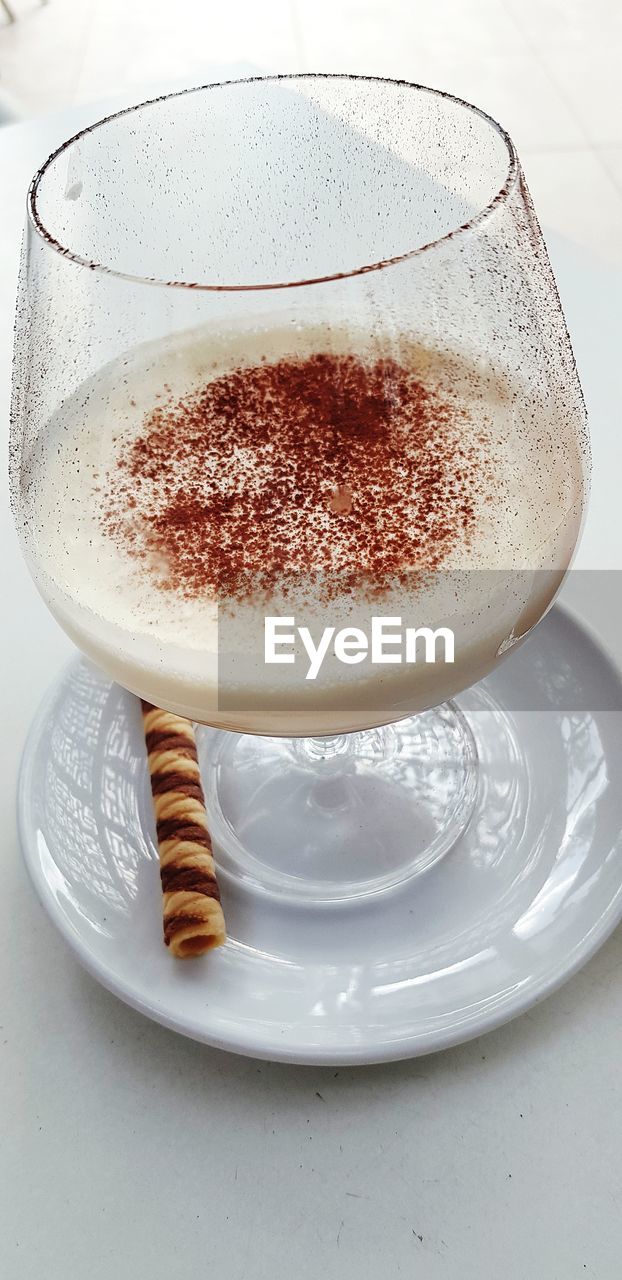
10,76,589,900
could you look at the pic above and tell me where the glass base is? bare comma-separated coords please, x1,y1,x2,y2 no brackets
199,702,479,903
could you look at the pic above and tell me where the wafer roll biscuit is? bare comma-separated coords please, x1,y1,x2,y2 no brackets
141,702,226,958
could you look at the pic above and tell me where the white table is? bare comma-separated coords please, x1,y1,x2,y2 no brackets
1,103,621,1280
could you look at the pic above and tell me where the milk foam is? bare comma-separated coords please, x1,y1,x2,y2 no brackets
20,321,586,732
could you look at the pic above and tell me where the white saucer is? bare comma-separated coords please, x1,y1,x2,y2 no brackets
17,606,622,1064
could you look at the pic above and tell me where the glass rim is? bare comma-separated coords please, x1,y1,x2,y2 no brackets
27,72,520,293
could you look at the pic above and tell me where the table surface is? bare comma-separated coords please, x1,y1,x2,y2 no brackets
1,102,621,1280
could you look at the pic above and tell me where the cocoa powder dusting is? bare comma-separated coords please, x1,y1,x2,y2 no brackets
102,350,486,604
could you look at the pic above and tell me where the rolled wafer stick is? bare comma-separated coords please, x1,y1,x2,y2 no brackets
141,701,226,958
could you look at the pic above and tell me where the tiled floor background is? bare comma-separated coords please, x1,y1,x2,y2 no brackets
0,0,621,260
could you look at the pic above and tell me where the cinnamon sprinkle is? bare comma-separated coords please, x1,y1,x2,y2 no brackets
102,350,486,604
